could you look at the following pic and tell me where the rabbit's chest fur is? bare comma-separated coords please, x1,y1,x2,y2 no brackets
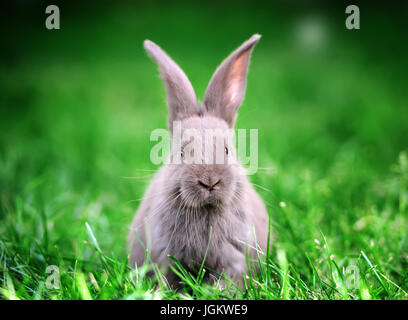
151,198,252,277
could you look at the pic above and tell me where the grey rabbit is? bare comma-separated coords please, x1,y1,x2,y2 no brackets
128,34,271,288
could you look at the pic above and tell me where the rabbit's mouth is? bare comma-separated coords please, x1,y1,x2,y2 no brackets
178,182,230,209
180,191,224,209
202,194,222,207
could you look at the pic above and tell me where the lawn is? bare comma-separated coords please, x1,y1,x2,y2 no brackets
0,1,407,299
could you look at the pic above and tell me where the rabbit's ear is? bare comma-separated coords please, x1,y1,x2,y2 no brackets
204,34,260,127
144,40,197,130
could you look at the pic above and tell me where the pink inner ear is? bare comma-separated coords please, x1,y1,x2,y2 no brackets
227,50,249,107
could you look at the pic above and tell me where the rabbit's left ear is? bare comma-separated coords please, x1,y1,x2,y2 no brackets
144,40,197,131
204,34,261,127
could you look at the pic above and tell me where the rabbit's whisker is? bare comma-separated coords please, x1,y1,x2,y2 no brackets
250,182,271,192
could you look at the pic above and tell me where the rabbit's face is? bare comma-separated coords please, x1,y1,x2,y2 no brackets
144,34,260,208
171,116,242,208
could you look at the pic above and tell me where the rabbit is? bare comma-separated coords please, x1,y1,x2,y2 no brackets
127,34,271,288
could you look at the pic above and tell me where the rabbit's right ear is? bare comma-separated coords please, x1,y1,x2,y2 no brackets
144,40,197,131
203,34,260,127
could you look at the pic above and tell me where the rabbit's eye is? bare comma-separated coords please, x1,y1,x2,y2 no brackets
181,147,185,159
225,146,229,155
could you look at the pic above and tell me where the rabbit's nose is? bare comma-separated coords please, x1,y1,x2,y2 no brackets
198,179,221,192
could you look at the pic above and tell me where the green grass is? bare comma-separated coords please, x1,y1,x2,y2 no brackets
1,1,407,300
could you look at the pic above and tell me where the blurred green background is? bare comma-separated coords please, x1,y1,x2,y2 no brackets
0,0,407,299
